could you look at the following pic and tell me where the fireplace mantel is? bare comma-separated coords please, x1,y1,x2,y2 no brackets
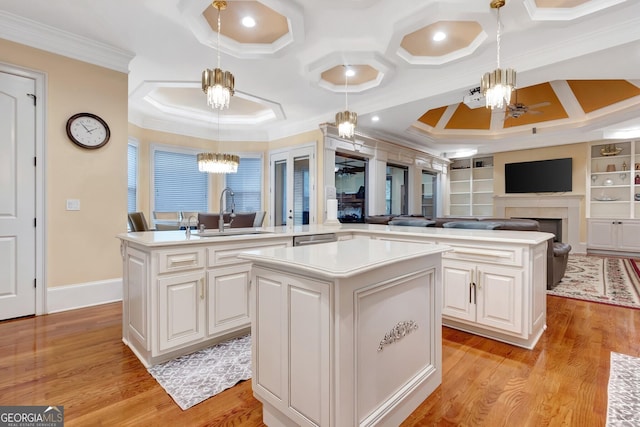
494,194,584,250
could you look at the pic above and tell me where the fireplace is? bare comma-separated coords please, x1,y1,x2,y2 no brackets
516,217,562,242
494,194,583,250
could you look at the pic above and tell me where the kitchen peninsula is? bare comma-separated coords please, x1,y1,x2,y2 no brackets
118,224,551,368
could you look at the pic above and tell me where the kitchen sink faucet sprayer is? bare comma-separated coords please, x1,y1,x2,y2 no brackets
219,187,236,232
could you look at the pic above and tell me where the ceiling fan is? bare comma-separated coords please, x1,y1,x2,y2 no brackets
505,101,551,119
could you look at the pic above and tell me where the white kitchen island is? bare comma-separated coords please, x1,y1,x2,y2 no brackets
239,237,449,427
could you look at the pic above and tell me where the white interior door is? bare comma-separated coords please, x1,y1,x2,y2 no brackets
0,71,36,320
270,146,315,226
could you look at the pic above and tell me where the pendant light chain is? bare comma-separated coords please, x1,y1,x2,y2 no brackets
496,8,501,69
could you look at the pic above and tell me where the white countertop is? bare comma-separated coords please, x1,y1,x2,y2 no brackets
238,237,449,279
117,223,553,247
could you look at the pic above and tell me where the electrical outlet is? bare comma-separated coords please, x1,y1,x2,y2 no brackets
66,199,80,211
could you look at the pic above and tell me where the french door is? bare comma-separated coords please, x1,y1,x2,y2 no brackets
270,146,316,226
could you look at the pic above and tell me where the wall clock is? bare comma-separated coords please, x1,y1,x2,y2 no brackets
66,113,111,149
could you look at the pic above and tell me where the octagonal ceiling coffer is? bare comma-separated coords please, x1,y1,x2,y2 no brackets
202,1,288,44
400,21,483,57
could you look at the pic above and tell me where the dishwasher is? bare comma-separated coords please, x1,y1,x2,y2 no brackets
293,233,338,246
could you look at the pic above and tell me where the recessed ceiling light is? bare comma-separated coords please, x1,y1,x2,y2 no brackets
371,116,380,122
242,16,256,28
433,31,446,42
345,68,356,77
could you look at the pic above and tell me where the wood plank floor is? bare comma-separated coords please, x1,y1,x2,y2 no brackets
1,296,639,426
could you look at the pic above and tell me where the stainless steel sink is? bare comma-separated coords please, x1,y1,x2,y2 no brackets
194,229,273,238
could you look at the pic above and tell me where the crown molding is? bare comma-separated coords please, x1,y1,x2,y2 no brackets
0,11,134,73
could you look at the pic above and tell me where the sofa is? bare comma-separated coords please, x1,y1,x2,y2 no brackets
365,215,571,289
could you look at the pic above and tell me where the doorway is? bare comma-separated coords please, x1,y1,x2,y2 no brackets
335,153,367,223
270,145,316,226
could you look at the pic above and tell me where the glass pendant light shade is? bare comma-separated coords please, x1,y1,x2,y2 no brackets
336,111,357,139
202,68,235,109
197,153,239,174
481,68,516,109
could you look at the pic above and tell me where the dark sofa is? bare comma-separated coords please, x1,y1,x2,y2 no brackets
365,215,571,289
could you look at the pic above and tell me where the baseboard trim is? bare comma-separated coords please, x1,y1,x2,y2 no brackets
47,278,122,313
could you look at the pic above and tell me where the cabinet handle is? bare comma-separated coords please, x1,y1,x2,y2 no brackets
200,278,205,300
473,282,477,303
469,282,473,303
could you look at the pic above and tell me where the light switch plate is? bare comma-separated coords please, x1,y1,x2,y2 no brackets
66,199,80,211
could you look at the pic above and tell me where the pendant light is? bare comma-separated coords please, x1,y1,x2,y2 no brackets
336,66,357,139
202,1,235,110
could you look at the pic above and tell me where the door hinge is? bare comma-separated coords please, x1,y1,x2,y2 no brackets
27,93,36,106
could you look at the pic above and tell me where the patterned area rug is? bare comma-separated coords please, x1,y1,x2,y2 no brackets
147,334,251,410
548,254,640,309
607,352,640,426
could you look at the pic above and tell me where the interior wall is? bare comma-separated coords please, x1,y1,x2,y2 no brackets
0,38,129,289
493,142,588,242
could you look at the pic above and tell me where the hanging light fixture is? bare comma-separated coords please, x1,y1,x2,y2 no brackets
198,104,239,174
481,0,516,109
336,66,357,139
197,153,239,173
202,1,235,110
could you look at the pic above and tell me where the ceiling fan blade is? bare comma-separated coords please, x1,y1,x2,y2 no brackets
528,110,543,115
527,101,551,110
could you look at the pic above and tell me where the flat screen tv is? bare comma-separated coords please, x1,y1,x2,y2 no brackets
505,158,572,193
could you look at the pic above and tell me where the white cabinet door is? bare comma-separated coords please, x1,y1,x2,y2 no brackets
252,267,330,427
207,264,251,337
618,221,640,251
442,260,475,322
588,220,617,249
124,246,148,349
476,265,523,335
158,271,206,352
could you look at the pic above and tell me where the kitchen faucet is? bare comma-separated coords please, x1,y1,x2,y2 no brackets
219,187,236,232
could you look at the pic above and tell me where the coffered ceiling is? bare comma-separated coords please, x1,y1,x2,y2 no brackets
1,0,639,157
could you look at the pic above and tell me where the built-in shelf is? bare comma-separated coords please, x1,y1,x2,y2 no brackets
449,156,494,217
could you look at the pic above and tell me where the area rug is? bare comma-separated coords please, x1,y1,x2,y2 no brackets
147,334,251,410
607,352,640,426
548,254,640,309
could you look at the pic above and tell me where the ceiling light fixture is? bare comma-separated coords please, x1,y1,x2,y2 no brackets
433,31,446,42
336,66,357,139
242,16,256,27
481,0,516,110
198,103,239,174
202,1,235,110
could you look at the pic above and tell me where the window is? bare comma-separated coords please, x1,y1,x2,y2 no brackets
421,170,437,218
225,156,262,212
127,141,138,213
386,163,408,215
153,146,208,213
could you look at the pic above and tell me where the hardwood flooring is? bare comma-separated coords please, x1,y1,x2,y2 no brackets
1,296,638,426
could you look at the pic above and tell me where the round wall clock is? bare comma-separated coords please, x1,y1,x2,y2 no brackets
66,113,111,149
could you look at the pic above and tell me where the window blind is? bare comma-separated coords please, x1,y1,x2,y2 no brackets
225,157,262,212
127,143,137,213
154,149,208,212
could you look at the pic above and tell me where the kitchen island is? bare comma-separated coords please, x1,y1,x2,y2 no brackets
239,237,448,427
118,224,551,369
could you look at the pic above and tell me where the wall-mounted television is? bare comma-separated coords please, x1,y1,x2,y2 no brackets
505,158,572,193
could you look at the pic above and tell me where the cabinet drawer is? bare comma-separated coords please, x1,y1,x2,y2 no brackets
442,244,522,267
158,248,205,274
207,239,290,267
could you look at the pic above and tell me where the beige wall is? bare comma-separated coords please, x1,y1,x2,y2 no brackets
493,142,588,242
0,39,129,288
